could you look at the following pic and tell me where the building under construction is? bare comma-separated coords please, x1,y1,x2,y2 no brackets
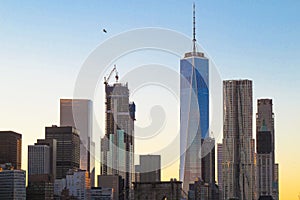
101,66,136,200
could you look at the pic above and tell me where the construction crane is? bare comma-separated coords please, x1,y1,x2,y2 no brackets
104,64,119,85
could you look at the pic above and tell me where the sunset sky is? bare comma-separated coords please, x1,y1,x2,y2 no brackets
0,1,299,199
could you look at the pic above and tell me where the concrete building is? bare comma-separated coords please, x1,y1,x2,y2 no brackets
0,163,26,199
27,139,57,200
28,145,50,176
217,143,223,195
256,99,278,200
26,176,54,200
46,126,80,179
180,4,212,193
91,187,113,200
222,80,256,200
98,175,124,200
53,169,90,200
133,179,182,200
101,80,135,199
0,131,22,169
60,99,95,186
35,139,57,180
135,155,161,183
66,169,91,200
188,178,220,200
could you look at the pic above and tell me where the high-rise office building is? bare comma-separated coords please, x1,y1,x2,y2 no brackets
0,131,22,169
0,163,26,199
256,99,278,200
273,163,279,200
101,81,136,200
60,99,95,186
36,139,57,180
135,155,161,182
45,126,80,179
201,137,215,184
28,145,50,176
222,80,256,200
217,143,223,194
180,4,210,193
27,139,57,200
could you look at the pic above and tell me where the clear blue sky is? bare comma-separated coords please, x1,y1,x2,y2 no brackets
0,1,299,198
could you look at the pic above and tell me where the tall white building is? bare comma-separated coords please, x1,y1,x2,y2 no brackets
28,145,50,175
222,80,256,200
60,99,95,186
0,164,26,199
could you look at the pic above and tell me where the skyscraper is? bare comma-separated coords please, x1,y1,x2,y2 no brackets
60,99,95,186
45,126,80,179
0,131,22,169
222,80,256,200
36,139,57,180
217,143,223,195
28,145,50,176
101,80,135,199
180,4,209,193
256,99,278,200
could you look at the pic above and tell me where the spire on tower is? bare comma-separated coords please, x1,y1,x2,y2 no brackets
192,2,196,53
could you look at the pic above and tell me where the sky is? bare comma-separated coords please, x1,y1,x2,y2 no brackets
0,0,300,199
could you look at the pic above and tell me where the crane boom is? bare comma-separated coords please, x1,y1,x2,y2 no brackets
104,65,119,85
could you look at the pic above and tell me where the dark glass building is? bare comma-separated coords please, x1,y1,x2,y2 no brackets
45,126,80,179
0,131,22,169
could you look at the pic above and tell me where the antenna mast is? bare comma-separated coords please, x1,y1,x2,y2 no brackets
193,2,197,53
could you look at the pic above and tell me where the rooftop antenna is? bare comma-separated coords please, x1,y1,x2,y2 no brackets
192,2,197,53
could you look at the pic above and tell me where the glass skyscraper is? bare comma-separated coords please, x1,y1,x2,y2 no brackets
179,4,209,192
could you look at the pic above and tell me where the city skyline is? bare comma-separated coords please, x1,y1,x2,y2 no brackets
0,1,299,199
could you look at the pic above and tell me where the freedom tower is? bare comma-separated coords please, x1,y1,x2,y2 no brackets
180,4,209,193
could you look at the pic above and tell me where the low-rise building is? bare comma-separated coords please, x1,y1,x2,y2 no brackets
133,179,182,200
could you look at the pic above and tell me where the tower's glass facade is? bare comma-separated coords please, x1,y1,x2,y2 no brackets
180,52,209,192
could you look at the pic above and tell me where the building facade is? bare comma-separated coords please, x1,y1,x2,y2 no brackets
0,164,26,200
98,175,124,200
28,145,50,176
133,179,182,200
27,139,57,199
180,4,210,193
0,131,22,169
136,155,161,183
35,139,57,180
45,126,80,179
66,169,91,200
217,143,223,195
91,187,113,200
60,99,95,186
101,82,135,199
222,80,256,200
256,99,278,200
